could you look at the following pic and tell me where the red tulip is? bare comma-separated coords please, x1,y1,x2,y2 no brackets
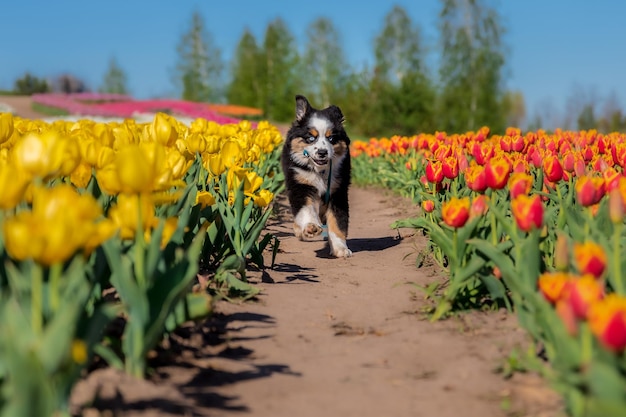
484,157,511,190
442,156,459,179
573,241,607,279
425,160,444,184
469,195,489,219
471,142,494,165
421,200,435,213
603,166,622,191
563,274,604,319
464,163,487,193
575,175,606,207
588,294,626,353
441,197,471,228
543,154,564,183
511,194,543,232
508,171,534,199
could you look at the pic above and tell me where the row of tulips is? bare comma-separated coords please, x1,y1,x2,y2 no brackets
31,93,262,122
351,127,626,417
0,111,283,417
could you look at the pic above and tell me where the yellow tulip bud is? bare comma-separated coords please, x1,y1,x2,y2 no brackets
0,113,14,145
151,112,178,146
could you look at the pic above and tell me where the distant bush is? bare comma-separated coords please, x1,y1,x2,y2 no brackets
13,73,50,95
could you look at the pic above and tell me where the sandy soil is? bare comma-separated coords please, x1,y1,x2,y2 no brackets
70,187,563,417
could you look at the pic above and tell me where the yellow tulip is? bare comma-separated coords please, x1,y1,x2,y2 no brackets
115,144,158,194
160,217,179,249
11,131,80,179
204,153,225,177
0,113,14,145
184,132,207,154
0,161,30,209
254,189,274,207
3,185,105,265
221,139,244,168
151,112,178,146
196,190,216,208
3,213,38,261
108,193,157,240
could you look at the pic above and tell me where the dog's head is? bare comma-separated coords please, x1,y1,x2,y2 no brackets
286,95,350,168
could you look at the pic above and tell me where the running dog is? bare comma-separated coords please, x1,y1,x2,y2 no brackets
280,95,352,258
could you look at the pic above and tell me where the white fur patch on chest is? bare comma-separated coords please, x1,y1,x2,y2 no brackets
293,155,344,198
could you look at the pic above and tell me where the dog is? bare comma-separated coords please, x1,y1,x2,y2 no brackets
281,95,352,258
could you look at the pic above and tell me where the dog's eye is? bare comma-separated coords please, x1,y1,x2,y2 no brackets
327,136,335,144
306,136,316,143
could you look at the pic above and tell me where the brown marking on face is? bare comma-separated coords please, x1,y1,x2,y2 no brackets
291,137,308,154
309,128,319,138
326,209,347,239
325,128,333,138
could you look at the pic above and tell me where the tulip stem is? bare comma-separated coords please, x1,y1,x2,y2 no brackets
580,322,593,367
134,194,146,289
32,262,43,336
613,223,624,294
49,262,63,313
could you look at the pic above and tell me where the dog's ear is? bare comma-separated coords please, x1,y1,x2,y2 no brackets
328,105,345,125
295,95,311,122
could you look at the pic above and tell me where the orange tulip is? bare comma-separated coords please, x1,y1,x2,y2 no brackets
538,271,570,304
573,241,607,279
441,197,471,228
511,194,543,232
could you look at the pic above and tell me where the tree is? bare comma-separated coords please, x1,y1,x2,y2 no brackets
366,5,436,136
13,73,49,95
302,17,348,107
99,57,129,95
259,18,301,122
437,0,507,133
173,10,223,102
226,28,263,109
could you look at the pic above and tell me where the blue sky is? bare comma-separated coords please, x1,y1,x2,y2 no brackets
1,0,624,126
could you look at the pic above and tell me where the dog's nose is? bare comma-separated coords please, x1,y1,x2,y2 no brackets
317,149,328,158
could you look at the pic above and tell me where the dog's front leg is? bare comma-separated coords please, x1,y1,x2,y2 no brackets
293,197,323,240
325,198,352,258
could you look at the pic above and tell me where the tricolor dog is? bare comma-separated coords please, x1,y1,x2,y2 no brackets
281,95,352,258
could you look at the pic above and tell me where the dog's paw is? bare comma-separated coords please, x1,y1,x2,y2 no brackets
302,223,323,239
332,247,353,258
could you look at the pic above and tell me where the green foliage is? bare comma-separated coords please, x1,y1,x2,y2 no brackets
258,18,302,122
437,0,507,133
227,29,263,110
301,17,348,107
99,57,129,95
174,10,223,102
13,73,49,95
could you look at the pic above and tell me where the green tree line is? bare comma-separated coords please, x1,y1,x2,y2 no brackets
176,0,513,136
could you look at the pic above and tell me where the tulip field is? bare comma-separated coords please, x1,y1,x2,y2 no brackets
1,101,626,417
0,111,283,416
351,127,626,417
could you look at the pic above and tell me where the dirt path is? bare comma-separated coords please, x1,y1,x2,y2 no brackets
71,186,563,417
